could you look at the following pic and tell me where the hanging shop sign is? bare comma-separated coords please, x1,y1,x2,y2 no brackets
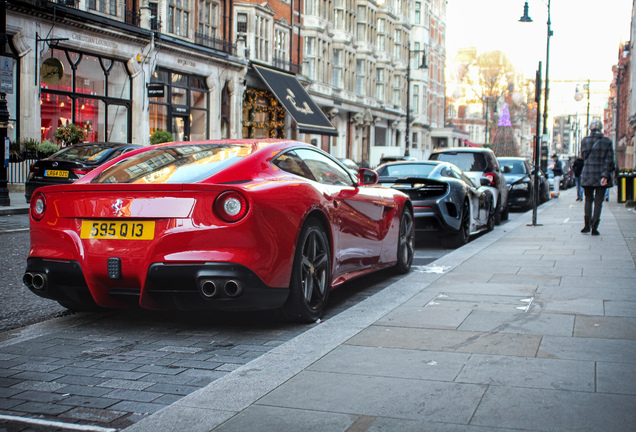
40,58,64,86
147,83,165,98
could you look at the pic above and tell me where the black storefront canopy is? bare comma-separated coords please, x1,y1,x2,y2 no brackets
252,64,338,136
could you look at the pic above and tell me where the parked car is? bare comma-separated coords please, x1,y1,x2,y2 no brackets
429,147,509,224
536,168,551,204
25,142,142,203
378,155,417,166
498,157,538,211
375,160,495,248
24,139,414,323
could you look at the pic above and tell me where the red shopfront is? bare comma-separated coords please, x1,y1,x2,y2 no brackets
40,47,132,144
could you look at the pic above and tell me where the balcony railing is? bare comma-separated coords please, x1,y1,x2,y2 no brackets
195,32,234,55
273,57,300,74
125,9,140,26
56,0,78,7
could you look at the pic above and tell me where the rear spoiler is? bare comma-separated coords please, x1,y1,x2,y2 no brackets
378,177,446,189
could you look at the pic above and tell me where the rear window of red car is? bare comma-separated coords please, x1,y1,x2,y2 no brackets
90,144,250,184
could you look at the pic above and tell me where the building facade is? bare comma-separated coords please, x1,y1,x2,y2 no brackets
4,0,447,170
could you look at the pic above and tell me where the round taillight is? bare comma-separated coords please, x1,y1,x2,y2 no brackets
31,192,47,221
214,191,249,223
484,173,495,185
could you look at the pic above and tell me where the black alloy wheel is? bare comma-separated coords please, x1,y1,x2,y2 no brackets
394,208,415,274
281,218,331,323
447,200,470,248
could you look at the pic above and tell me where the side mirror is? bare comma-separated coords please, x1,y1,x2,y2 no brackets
480,177,491,186
357,168,378,186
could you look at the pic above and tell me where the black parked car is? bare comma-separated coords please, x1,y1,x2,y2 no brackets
498,157,545,211
430,147,509,224
25,142,142,203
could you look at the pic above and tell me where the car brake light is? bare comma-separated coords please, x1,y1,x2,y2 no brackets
72,169,91,176
29,165,40,173
214,191,249,223
484,173,495,186
31,192,47,221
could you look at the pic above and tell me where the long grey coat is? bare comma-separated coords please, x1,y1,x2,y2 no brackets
580,131,614,187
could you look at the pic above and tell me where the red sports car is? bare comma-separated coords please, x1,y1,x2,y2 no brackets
24,139,414,322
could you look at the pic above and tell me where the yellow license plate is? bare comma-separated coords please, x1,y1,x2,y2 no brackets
45,170,69,178
80,220,155,240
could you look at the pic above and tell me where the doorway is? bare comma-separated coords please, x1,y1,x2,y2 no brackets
172,115,189,141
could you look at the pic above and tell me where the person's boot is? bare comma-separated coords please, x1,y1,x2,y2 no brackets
581,217,591,233
591,220,600,236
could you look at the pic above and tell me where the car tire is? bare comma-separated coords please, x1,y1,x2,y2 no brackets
501,202,510,221
393,208,415,274
280,218,331,323
446,200,470,248
486,199,496,232
494,203,502,225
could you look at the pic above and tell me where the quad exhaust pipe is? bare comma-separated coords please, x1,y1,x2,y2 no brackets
23,272,47,291
198,279,242,298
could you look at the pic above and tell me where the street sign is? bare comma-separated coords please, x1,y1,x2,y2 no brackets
1,56,13,95
147,83,165,98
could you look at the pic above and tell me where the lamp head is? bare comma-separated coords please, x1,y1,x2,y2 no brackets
519,1,533,22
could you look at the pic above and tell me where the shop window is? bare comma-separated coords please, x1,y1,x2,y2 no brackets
242,88,285,139
107,105,129,143
149,104,168,135
149,68,208,140
40,47,131,143
76,55,105,96
3,40,18,142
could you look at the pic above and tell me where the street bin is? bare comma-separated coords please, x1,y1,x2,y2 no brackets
617,172,636,203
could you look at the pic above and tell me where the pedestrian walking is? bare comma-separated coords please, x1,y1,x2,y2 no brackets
551,154,563,198
572,154,584,201
580,119,614,235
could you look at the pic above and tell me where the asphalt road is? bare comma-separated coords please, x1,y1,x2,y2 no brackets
0,212,468,431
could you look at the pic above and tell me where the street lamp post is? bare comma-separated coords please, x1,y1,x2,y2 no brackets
405,47,428,157
0,0,10,206
520,0,552,167
530,62,542,226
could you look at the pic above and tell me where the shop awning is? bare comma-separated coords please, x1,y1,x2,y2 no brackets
252,64,338,136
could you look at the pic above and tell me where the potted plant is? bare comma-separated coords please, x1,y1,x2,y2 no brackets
22,138,39,159
9,140,25,163
150,129,174,145
54,123,88,146
37,140,61,158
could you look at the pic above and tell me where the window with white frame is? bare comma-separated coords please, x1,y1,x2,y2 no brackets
333,49,343,89
413,84,420,114
375,67,385,102
255,13,271,62
415,2,421,24
356,5,366,41
303,37,316,80
393,75,401,106
377,18,386,53
274,26,289,64
197,0,218,42
356,59,366,96
168,0,190,37
393,29,402,59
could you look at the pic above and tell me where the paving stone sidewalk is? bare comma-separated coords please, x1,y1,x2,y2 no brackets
125,188,636,432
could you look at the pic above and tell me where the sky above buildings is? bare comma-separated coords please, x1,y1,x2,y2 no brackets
446,0,632,82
